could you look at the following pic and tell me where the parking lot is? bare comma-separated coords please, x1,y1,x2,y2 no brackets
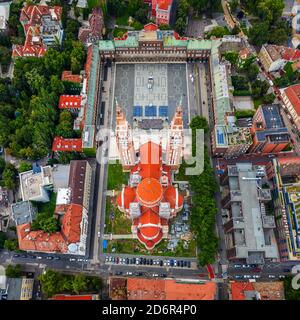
105,255,193,270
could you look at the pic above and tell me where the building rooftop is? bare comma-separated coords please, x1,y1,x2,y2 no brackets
11,201,36,226
19,165,53,202
61,71,81,83
231,281,284,300
58,95,82,109
52,136,83,152
226,163,279,262
284,84,300,116
126,278,216,300
261,105,285,129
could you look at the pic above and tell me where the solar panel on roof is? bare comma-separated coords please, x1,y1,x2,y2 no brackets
159,106,168,117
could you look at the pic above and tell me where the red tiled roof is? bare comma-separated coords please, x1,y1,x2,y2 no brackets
282,47,300,61
52,137,83,152
136,178,163,206
59,95,82,109
126,278,216,300
144,23,158,31
61,71,81,83
20,5,62,24
284,84,300,116
17,203,84,253
61,204,83,243
231,282,255,300
157,0,172,10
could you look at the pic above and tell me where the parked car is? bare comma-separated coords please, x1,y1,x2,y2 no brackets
234,264,242,268
37,256,42,260
159,260,163,267
53,256,60,260
279,275,286,279
69,258,76,262
13,254,20,258
105,256,109,262
234,275,243,279
115,271,122,276
283,268,291,273
46,256,53,260
21,254,28,258
77,258,83,262
170,259,174,267
150,259,153,265
126,272,133,276
116,257,119,264
126,258,129,264
268,275,276,278
243,275,251,279
174,260,177,267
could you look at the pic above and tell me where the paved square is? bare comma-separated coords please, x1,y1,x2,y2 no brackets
114,63,188,127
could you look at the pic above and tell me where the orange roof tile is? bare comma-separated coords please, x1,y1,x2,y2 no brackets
126,278,216,300
284,84,300,116
61,71,81,83
231,282,255,300
52,137,83,152
59,95,82,109
136,178,163,206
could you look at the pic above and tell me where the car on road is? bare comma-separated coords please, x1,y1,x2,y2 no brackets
97,231,101,238
116,257,119,264
115,271,122,276
252,275,260,279
37,256,42,260
53,256,60,260
234,264,242,268
108,256,112,262
152,273,159,277
283,268,291,273
126,258,129,264
46,256,53,260
174,260,177,267
159,260,163,267
13,254,20,258
243,275,251,279
180,261,184,267
126,272,133,276
150,259,153,265
77,258,83,262
105,256,109,262
136,259,139,265
69,258,76,262
184,261,187,267
29,255,36,259
170,259,174,267
234,275,243,279
21,254,28,258
268,275,276,278
187,261,191,268
279,275,286,279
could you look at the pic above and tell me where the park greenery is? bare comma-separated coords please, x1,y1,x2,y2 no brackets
107,162,129,190
0,231,7,249
0,5,86,161
176,116,218,266
224,52,275,106
39,269,103,297
274,62,300,88
5,264,22,278
236,0,290,47
0,162,18,190
3,238,19,251
18,161,32,173
31,193,59,234
234,109,255,119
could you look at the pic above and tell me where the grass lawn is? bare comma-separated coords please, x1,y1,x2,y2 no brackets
34,192,57,216
105,238,197,257
107,162,129,190
253,97,264,109
105,196,132,234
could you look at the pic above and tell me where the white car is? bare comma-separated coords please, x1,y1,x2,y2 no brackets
167,260,170,266
252,275,260,279
69,258,76,262
174,260,177,267
126,272,133,275
105,256,109,262
243,275,251,278
77,258,83,262
37,256,42,260
163,260,167,266
268,275,276,278
97,231,101,238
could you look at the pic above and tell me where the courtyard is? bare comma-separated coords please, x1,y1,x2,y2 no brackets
113,63,189,127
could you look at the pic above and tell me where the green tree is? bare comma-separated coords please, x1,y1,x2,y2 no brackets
206,26,230,38
224,51,239,66
70,41,86,74
248,22,269,47
18,161,32,173
4,238,19,251
39,269,62,297
190,116,209,134
0,231,7,249
263,93,276,104
5,264,22,278
246,64,259,82
2,163,17,190
72,274,88,294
